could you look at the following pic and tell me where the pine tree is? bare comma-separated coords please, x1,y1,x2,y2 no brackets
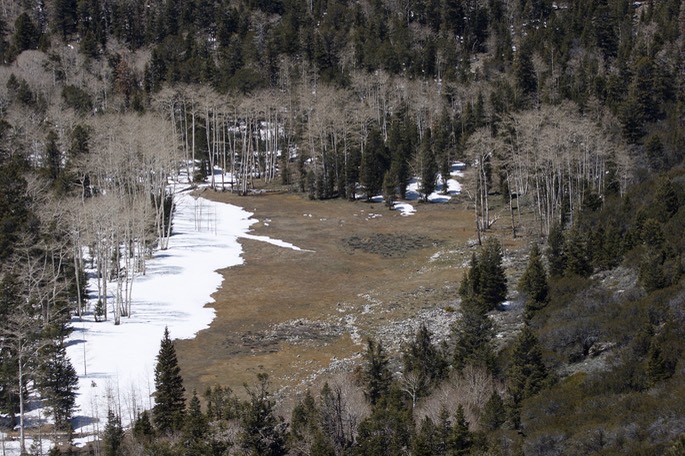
40,342,78,432
419,128,438,202
412,416,438,456
564,227,592,277
133,410,155,443
480,391,506,431
356,388,413,456
360,126,390,200
45,130,62,181
449,404,472,455
645,134,666,172
401,324,448,390
239,373,288,456
546,222,566,277
12,13,40,54
181,390,210,455
362,338,392,406
654,177,679,221
514,41,537,98
153,327,186,434
382,170,398,209
507,326,548,429
459,253,482,302
478,238,508,310
453,293,496,372
518,242,549,316
102,409,125,456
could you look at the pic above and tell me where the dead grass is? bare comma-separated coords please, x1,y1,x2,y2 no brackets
174,191,518,398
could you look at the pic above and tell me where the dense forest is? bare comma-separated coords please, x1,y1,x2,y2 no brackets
0,0,684,454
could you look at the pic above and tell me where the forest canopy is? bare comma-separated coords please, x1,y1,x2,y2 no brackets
0,0,684,454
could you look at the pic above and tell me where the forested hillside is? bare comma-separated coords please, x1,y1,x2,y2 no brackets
0,0,684,454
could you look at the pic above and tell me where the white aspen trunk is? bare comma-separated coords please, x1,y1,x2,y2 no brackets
206,106,214,189
18,353,25,455
74,240,82,318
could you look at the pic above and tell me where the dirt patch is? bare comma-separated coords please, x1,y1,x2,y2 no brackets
343,233,441,257
173,191,522,398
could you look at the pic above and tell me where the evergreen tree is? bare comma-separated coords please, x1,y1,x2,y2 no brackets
654,177,679,221
360,126,390,200
12,13,40,54
453,293,496,372
419,128,437,201
401,324,448,391
356,388,413,456
645,134,666,172
102,409,125,456
518,242,549,316
239,373,288,456
40,342,78,432
412,416,438,456
459,253,482,302
480,391,506,431
514,41,537,98
204,384,239,421
382,169,398,209
181,390,210,455
478,238,508,310
449,404,472,455
133,410,155,442
54,0,79,40
507,326,548,428
564,227,592,277
153,327,186,434
546,222,566,277
45,130,62,181
362,338,392,406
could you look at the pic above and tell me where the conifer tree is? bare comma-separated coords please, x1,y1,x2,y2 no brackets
480,391,506,431
382,170,398,209
449,404,472,455
362,338,392,406
546,222,566,277
40,342,78,432
153,327,186,434
419,128,437,202
181,390,210,455
360,127,390,200
102,409,125,456
507,326,548,429
654,177,679,221
412,416,438,456
133,410,155,442
45,130,62,181
453,293,496,372
239,373,288,456
518,242,549,317
564,227,592,277
478,238,508,310
401,324,448,391
12,13,40,54
459,253,482,302
356,388,413,456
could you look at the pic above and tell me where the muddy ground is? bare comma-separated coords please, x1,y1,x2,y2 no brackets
174,190,525,399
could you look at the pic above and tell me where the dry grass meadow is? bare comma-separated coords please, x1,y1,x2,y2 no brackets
174,189,524,399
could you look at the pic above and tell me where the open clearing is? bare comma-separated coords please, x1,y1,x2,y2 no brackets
175,190,521,398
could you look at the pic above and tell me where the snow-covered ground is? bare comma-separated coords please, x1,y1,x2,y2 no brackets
59,190,303,450
2,162,464,454
395,162,464,215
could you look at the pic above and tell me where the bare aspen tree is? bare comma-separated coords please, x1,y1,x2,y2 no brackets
466,129,501,242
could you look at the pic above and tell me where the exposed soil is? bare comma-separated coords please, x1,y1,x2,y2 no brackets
174,190,524,398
